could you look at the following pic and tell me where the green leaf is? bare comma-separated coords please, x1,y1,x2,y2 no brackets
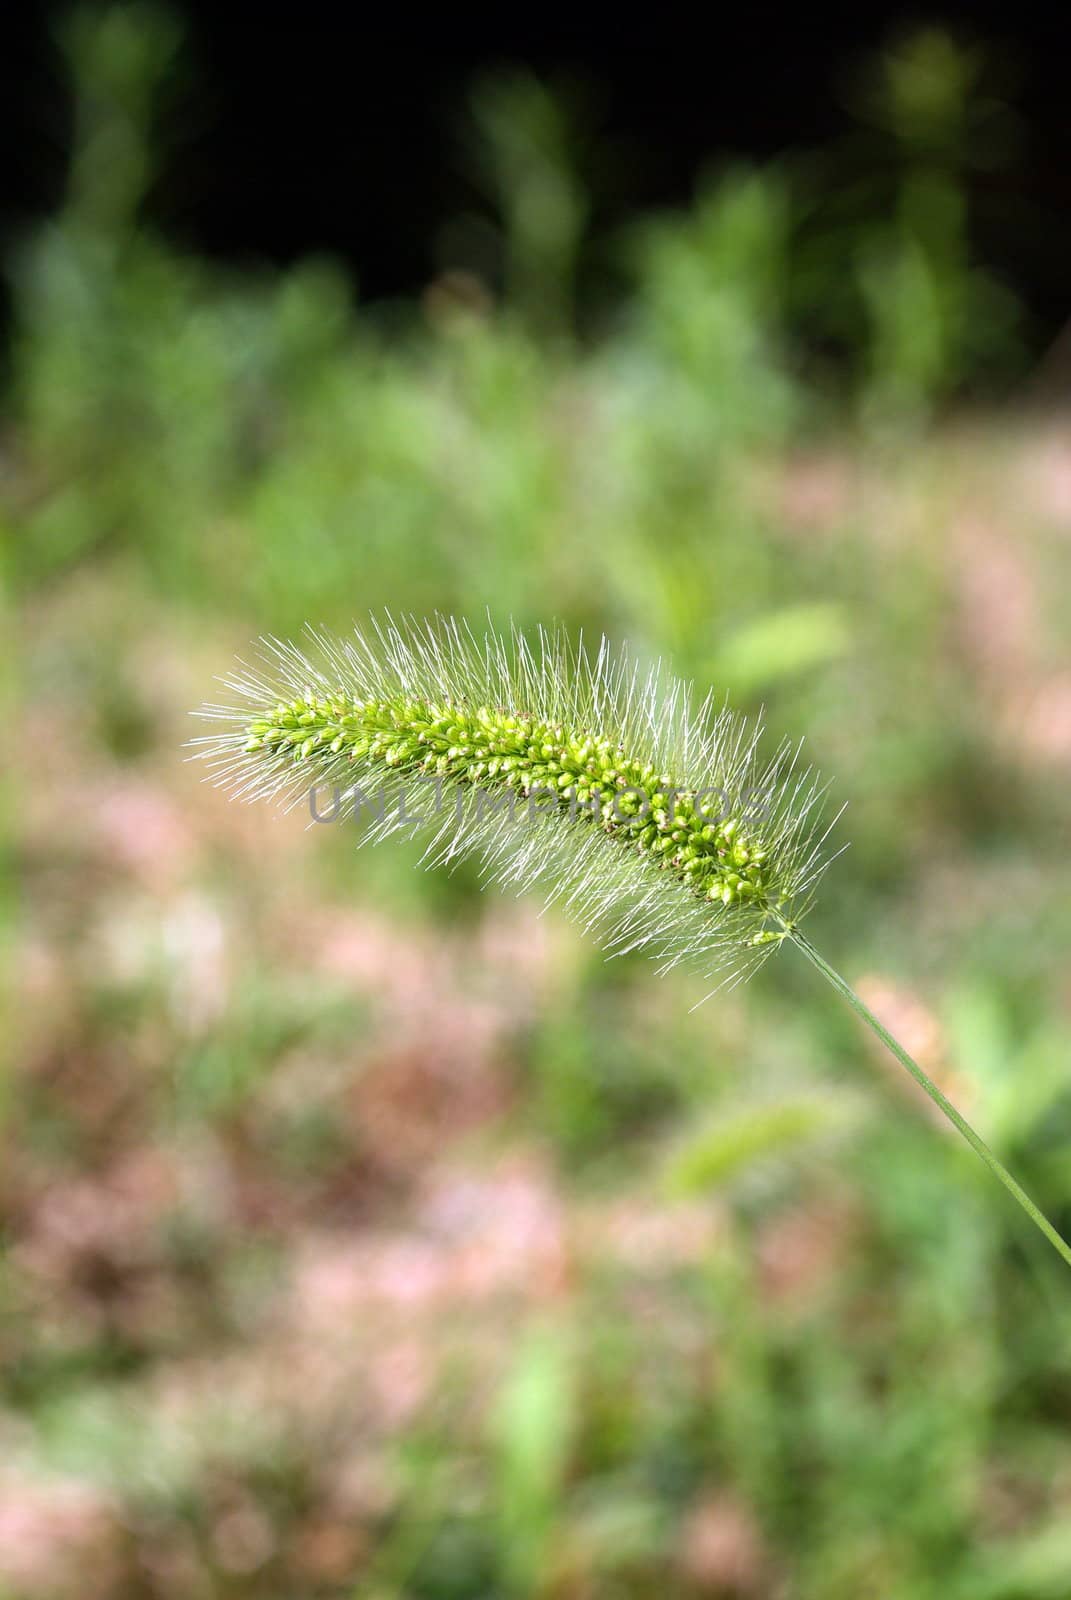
710,603,852,694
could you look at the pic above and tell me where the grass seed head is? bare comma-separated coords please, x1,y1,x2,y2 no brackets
192,616,840,993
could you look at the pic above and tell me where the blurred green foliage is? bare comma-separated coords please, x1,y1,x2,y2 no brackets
4,9,1071,1600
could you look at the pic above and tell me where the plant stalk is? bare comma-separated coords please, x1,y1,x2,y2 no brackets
789,928,1071,1270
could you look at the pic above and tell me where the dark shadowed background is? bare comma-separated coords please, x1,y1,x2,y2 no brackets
5,3,1071,337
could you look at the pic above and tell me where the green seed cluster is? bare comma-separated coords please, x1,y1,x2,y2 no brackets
245,692,776,911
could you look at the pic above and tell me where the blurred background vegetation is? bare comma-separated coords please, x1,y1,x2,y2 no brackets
4,8,1071,1598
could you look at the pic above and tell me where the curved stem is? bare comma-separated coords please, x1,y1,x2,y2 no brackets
789,928,1071,1271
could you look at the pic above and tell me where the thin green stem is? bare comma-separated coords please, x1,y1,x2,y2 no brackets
789,928,1071,1271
